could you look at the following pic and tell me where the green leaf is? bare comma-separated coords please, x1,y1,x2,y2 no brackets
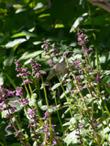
70,13,88,32
11,31,36,38
64,131,79,145
33,41,42,45
5,38,27,48
103,76,110,84
51,83,61,91
60,90,69,99
19,50,43,60
29,93,37,106
0,73,4,85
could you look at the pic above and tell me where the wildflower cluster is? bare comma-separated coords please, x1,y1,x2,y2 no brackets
0,31,109,146
31,59,42,79
41,40,59,57
77,30,92,56
42,111,57,146
15,60,32,85
0,59,58,146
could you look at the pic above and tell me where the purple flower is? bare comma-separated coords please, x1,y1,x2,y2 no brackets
31,60,42,78
17,72,30,78
73,59,81,69
15,60,31,79
6,89,15,97
15,60,21,68
95,73,100,83
6,107,17,118
75,75,81,82
9,107,16,113
31,60,41,71
47,59,54,67
35,72,42,79
44,111,50,119
43,124,49,133
15,60,23,73
77,31,88,47
0,101,6,111
0,86,6,100
15,87,23,96
19,98,29,106
52,139,57,145
41,40,50,52
16,68,31,78
82,47,92,56
22,79,32,85
27,108,36,119
43,124,50,138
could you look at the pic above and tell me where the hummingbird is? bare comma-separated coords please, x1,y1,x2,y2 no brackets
46,51,73,81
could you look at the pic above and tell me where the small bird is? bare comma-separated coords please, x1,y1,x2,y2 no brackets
46,57,74,81
47,59,68,81
46,51,73,81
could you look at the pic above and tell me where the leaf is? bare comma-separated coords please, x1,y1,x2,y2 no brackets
33,41,42,45
8,97,22,111
63,117,76,127
33,2,44,10
11,31,36,39
5,38,27,48
100,127,110,142
29,93,37,106
0,73,4,86
19,50,43,60
70,13,88,32
60,90,69,99
51,83,61,91
103,76,110,84
5,73,16,88
64,131,79,145
48,105,60,113
33,141,37,146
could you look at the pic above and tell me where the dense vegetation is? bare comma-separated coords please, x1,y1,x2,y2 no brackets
0,0,110,146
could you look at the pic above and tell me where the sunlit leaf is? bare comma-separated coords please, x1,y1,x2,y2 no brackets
70,13,88,32
33,2,44,10
19,50,43,60
51,83,61,91
5,38,27,48
33,41,42,45
0,73,4,85
64,131,79,145
11,31,36,38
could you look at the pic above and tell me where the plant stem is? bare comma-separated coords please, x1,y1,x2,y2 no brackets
41,77,53,144
57,76,72,117
54,92,63,132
